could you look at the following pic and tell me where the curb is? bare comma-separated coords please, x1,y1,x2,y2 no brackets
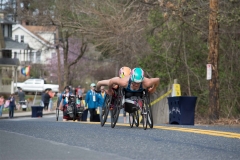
0,111,55,119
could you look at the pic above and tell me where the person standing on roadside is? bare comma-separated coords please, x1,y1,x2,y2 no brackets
69,85,73,93
8,94,16,118
77,85,83,97
48,90,55,112
43,89,51,111
85,83,103,122
0,95,5,117
18,88,25,110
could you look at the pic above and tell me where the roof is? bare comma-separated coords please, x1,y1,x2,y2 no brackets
24,26,57,45
0,58,19,66
12,24,56,46
3,37,33,50
24,26,57,33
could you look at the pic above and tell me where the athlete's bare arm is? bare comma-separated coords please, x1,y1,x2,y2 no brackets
96,79,110,91
108,77,129,95
143,77,160,94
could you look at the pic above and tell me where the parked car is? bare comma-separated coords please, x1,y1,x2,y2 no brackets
14,79,59,94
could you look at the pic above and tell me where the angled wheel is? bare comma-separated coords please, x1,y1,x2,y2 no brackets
129,112,134,128
101,95,111,126
56,97,60,121
142,102,148,130
110,88,123,128
134,111,139,127
110,105,120,128
147,107,153,128
72,105,76,121
146,94,153,128
56,107,59,121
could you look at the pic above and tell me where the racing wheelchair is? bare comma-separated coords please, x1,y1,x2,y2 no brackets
56,94,84,121
124,89,153,130
101,88,153,130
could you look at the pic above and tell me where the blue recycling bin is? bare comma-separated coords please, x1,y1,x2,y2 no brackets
81,109,88,121
167,96,197,125
31,106,43,117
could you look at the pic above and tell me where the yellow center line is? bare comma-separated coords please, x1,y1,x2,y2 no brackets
76,121,240,139
155,126,240,136
153,126,240,139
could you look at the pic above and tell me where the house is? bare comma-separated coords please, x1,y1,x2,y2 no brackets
0,10,30,94
12,24,57,65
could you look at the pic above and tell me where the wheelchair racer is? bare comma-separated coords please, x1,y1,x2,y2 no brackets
96,66,131,122
59,86,82,121
107,67,160,113
96,66,132,92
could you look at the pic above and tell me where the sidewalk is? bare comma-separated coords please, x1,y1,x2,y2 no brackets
1,110,55,119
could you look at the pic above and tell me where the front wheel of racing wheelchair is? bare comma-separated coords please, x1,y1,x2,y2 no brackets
101,94,111,127
129,110,139,128
142,90,153,129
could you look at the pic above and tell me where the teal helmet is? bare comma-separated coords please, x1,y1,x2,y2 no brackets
130,68,144,83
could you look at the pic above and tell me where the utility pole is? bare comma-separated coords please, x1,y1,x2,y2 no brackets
208,0,219,121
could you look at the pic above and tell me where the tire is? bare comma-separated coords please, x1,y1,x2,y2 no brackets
101,95,110,126
110,88,123,128
56,107,59,121
142,102,148,130
72,105,76,121
147,107,153,128
110,106,120,128
129,113,134,128
134,111,139,127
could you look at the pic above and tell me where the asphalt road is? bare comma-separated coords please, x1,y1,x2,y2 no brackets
0,112,240,160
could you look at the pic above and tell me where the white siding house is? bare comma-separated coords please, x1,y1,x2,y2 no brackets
12,24,57,64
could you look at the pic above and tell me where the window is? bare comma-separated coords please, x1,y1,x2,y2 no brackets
36,51,41,63
24,79,34,84
30,52,35,63
14,52,17,59
51,52,56,58
35,80,42,84
21,35,24,43
15,35,18,42
8,25,12,37
4,25,8,37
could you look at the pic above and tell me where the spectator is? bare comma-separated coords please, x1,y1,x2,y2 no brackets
43,89,51,111
69,85,73,93
0,95,5,117
8,94,16,118
48,90,55,112
72,87,76,96
18,88,25,110
85,83,103,122
77,85,83,97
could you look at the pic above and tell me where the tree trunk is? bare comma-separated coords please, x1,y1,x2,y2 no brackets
208,0,219,121
56,45,62,92
63,31,69,87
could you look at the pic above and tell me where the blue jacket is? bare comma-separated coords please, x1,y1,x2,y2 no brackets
85,90,103,109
